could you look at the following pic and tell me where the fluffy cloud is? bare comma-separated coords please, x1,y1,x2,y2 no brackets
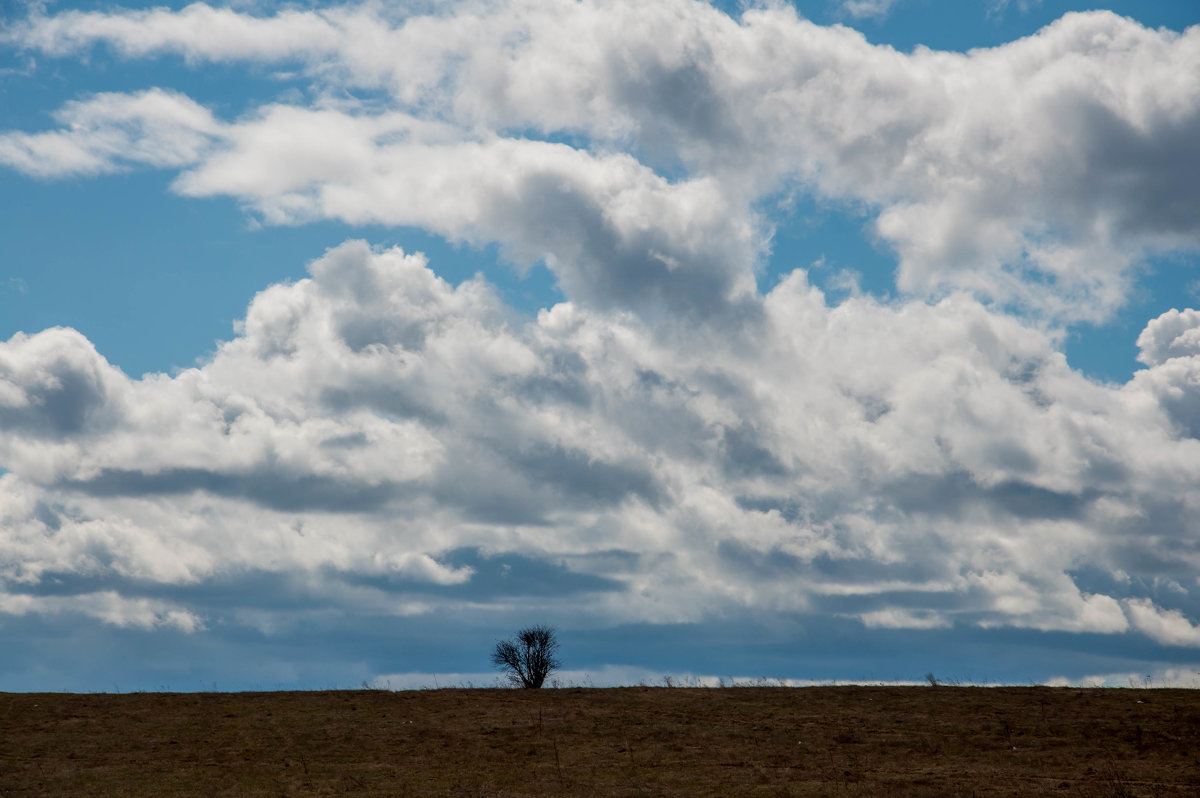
1123,598,1200,648
2,239,1199,647
1137,308,1200,366
0,327,129,441
1128,309,1200,437
1,1,1199,679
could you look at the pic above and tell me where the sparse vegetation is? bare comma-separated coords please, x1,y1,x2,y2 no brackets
2,686,1200,795
492,624,561,689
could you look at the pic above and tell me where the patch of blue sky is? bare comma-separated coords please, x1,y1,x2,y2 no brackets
1064,252,1200,384
856,1,1185,49
1,167,557,377
759,191,896,302
729,1,1200,51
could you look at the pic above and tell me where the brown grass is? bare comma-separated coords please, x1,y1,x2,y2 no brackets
2,686,1200,796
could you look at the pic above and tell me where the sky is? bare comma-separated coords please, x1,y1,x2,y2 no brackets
1,0,1199,692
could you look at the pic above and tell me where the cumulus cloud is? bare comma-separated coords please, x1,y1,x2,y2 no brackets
1,0,1200,682
1123,598,1200,648
1137,308,1200,366
1126,309,1200,437
0,327,128,441
1,238,1199,650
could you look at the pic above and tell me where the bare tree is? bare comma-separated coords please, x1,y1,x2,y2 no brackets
491,625,561,688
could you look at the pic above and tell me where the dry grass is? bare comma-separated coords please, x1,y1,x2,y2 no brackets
2,685,1200,796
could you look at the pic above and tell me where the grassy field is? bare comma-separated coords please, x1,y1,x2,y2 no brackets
2,685,1199,796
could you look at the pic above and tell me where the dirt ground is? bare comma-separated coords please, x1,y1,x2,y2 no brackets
2,685,1199,796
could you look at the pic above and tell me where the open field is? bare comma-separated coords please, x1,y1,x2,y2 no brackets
2,686,1200,796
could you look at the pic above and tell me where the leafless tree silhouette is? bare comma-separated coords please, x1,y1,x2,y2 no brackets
491,625,561,689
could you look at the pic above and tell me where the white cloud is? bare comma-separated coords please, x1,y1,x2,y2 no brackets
4,2,346,61
173,118,761,319
857,608,951,629
1137,308,1200,366
0,587,203,632
0,239,1198,646
1123,598,1200,648
1127,311,1200,437
0,89,219,177
0,326,130,442
841,0,899,20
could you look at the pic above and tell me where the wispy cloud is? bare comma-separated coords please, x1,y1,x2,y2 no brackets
840,0,900,20
988,0,1043,18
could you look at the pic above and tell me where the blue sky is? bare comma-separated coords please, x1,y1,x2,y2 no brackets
1,0,1200,691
